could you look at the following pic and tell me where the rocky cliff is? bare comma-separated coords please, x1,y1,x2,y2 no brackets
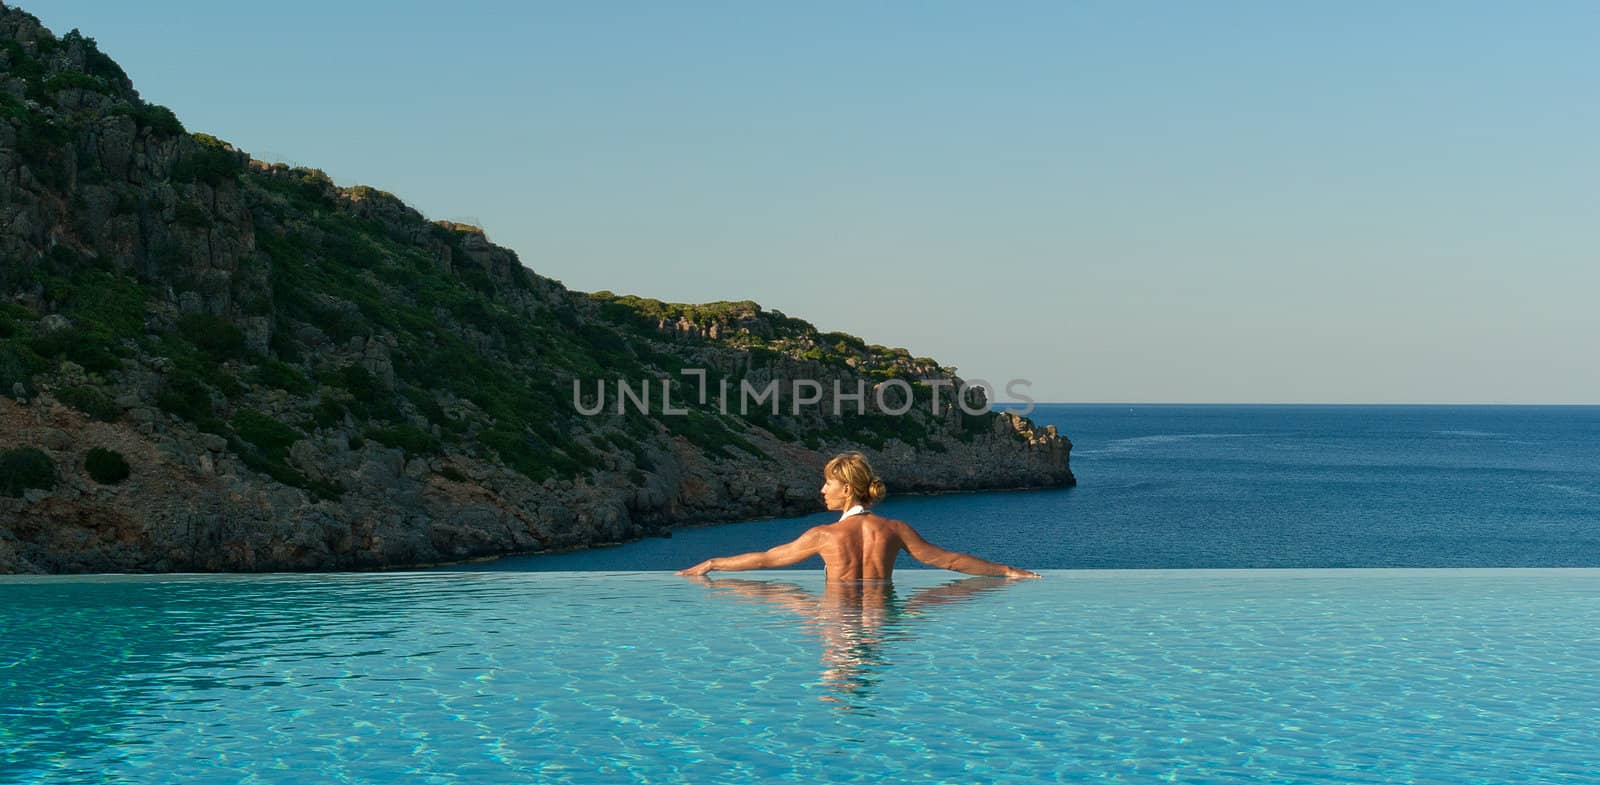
0,3,1072,574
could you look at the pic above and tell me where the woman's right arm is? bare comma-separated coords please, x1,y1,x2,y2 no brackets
896,522,1040,578
677,528,827,576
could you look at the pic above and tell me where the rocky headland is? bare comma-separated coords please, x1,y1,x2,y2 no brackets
0,3,1072,573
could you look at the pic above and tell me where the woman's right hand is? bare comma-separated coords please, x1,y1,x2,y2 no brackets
1003,566,1041,579
677,560,715,577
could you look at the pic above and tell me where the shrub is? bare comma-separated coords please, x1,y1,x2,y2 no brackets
175,199,211,228
365,424,439,457
0,345,42,398
229,435,341,501
480,428,558,483
57,385,120,421
85,447,130,484
28,327,120,373
1,41,45,87
232,409,300,454
216,371,244,398
172,134,243,186
338,365,382,404
311,398,347,429
252,360,313,395
177,313,247,360
49,269,148,343
44,71,110,94
107,102,182,136
665,408,761,459
156,372,214,421
336,365,399,419
269,328,303,363
322,232,384,270
62,30,130,84
961,411,996,439
0,447,56,497
630,444,655,472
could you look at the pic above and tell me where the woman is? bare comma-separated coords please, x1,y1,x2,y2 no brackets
676,452,1040,580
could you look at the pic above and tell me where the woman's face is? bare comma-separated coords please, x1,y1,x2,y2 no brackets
820,475,854,511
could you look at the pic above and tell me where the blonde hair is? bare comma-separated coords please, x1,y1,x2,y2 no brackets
825,452,887,507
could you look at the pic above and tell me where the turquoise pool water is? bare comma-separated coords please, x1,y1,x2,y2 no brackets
3,570,1597,783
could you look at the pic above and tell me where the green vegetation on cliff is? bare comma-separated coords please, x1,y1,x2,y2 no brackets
0,447,54,497
0,4,1056,505
84,447,128,484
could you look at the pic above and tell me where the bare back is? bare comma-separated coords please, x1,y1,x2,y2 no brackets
813,514,907,580
677,509,1034,580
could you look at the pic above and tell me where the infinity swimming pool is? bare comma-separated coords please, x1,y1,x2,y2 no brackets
3,570,1596,783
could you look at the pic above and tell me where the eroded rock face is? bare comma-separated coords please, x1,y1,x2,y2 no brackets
0,4,1072,574
0,393,1070,573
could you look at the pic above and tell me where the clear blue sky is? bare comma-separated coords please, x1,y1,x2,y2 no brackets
31,1,1600,404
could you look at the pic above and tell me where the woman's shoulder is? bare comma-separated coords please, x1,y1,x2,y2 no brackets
863,512,908,529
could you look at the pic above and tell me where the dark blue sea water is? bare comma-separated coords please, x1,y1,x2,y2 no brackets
466,405,1600,572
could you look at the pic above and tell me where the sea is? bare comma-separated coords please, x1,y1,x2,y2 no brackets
467,404,1600,572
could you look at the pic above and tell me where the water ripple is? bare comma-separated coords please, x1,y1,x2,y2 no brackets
2,570,1598,784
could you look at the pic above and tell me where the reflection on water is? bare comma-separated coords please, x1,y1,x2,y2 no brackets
690,576,1021,711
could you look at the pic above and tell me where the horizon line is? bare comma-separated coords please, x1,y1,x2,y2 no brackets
1000,402,1600,408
